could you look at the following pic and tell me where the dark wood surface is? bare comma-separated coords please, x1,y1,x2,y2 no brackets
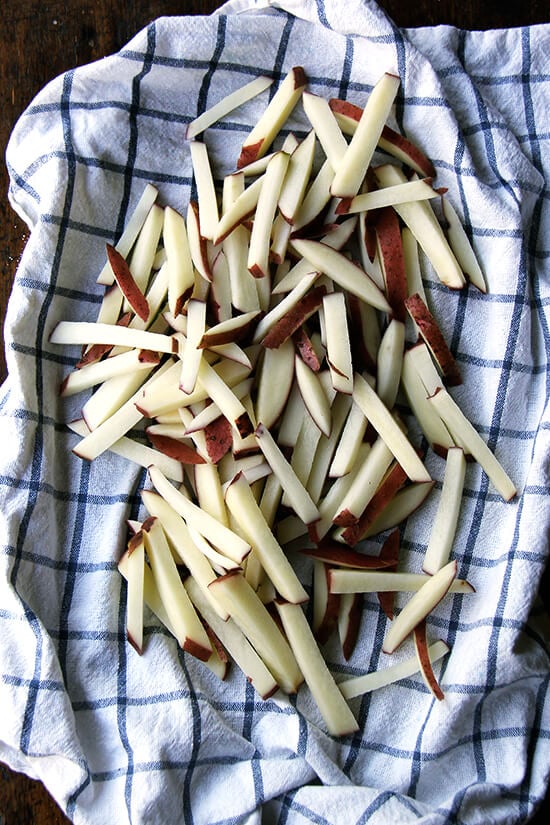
0,1,548,823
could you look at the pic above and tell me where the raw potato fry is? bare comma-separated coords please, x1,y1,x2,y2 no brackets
260,283,326,349
60,347,158,397
221,174,260,312
339,640,449,700
49,63,519,738
344,481,436,543
148,465,251,564
338,592,363,660
329,566,474,597
186,199,212,282
68,419,185,482
414,619,445,700
382,560,461,654
294,355,332,437
124,531,145,654
405,293,462,386
184,575,278,699
189,140,219,241
422,446,467,575
292,157,334,231
329,397,369,478
374,164,466,289
236,66,307,168
252,271,320,344
97,183,158,285
208,570,303,694
376,318,405,409
322,291,353,395
125,203,165,300
186,75,273,139
328,98,436,178
225,472,308,604
332,436,394,526
179,299,206,394
340,459,408,546
142,516,213,661
400,345,455,458
214,174,264,244
141,489,227,621
440,196,487,293
275,600,359,736
118,544,176,638
254,338,296,429
106,243,150,322
255,423,320,526
337,177,438,215
50,321,176,354
290,239,391,313
163,205,195,316
248,150,290,278
302,91,348,170
330,72,401,198
429,388,517,500
352,373,432,483
278,128,317,223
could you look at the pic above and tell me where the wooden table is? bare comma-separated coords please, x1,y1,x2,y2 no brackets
0,1,548,822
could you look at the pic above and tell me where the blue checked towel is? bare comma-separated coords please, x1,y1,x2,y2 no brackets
1,0,549,822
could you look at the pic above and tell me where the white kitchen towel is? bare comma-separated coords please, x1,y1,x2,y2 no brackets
1,1,549,823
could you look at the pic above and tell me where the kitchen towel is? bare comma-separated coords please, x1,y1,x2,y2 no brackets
1,1,549,822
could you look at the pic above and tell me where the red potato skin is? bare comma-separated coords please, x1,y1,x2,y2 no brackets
414,619,445,700
377,528,400,620
249,263,268,280
235,411,254,438
333,507,359,528
127,631,143,656
127,530,144,555
261,285,328,348
341,462,409,546
405,293,462,387
183,635,214,663
141,515,157,534
138,350,161,364
335,197,353,216
379,126,437,179
174,286,194,319
202,618,230,666
204,415,233,463
292,66,307,90
375,207,408,323
146,432,207,464
328,97,363,123
237,140,265,170
302,540,398,569
292,326,322,372
106,243,150,322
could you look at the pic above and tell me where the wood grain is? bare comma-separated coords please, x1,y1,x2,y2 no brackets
0,1,548,823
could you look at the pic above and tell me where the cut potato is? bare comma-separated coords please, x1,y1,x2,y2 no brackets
48,64,516,738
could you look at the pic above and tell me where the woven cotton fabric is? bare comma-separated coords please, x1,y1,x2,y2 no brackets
1,1,549,822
